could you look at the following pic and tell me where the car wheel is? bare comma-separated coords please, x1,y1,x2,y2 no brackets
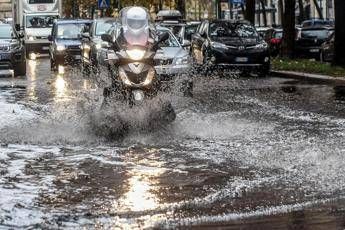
14,61,27,77
257,65,270,78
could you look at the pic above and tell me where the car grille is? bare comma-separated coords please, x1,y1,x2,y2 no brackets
0,61,12,70
0,45,10,52
35,36,48,39
297,39,323,47
155,59,173,66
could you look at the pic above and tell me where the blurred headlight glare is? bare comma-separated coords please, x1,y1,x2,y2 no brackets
56,45,65,51
126,49,145,61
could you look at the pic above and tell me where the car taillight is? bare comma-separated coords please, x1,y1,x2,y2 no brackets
270,38,281,44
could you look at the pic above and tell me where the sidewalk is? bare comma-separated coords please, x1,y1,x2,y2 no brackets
271,70,345,85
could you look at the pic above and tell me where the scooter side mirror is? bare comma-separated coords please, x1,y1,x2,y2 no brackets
153,32,170,51
101,34,113,44
15,24,20,32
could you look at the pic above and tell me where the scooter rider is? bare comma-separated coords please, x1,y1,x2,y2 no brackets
113,7,156,50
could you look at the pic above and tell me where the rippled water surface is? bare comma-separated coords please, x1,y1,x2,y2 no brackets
1,59,345,229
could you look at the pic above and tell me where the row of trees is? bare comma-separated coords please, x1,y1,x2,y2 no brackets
243,0,344,66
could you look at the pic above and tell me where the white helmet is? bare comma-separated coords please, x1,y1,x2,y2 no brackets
124,7,148,31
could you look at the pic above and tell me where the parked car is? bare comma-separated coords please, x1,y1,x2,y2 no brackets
295,26,334,59
301,19,334,28
48,19,91,71
269,28,283,56
81,18,117,73
0,23,26,76
191,20,270,77
256,26,274,43
320,32,334,62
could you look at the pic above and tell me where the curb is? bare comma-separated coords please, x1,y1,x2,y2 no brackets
271,70,345,85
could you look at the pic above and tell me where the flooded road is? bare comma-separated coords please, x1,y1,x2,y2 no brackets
1,59,345,229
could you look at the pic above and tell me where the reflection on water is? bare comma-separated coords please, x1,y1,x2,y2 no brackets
54,74,68,102
27,60,38,101
115,149,165,212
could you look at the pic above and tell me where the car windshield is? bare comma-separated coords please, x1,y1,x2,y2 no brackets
185,24,198,39
302,29,330,39
26,15,58,28
56,23,86,39
157,30,180,47
302,20,334,27
209,22,258,38
95,21,114,36
163,25,183,37
0,26,12,39
273,31,283,39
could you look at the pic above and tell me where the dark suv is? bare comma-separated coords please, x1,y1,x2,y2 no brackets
48,19,91,71
191,20,270,77
0,23,26,76
295,26,333,59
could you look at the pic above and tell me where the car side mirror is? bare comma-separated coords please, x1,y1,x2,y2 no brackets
48,35,53,42
182,40,191,47
153,32,169,51
202,32,208,38
15,24,20,31
82,32,90,39
101,34,113,44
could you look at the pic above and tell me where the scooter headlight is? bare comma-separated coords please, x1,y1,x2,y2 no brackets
56,44,65,51
126,49,145,61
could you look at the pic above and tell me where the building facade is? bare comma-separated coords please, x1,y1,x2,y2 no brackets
0,0,12,18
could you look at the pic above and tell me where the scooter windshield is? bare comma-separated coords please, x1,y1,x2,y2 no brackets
121,7,150,47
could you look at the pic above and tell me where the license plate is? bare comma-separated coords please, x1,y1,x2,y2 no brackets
235,57,248,62
74,55,81,60
310,49,319,53
42,46,49,50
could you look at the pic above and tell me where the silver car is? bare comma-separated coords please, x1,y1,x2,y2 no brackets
154,26,192,76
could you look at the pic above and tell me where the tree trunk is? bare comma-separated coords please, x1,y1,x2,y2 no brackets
333,0,345,66
281,0,296,58
278,0,284,26
176,0,186,18
312,0,323,19
298,0,304,24
245,0,255,25
260,0,267,27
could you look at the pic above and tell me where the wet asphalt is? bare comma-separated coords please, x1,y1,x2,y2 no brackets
1,59,345,229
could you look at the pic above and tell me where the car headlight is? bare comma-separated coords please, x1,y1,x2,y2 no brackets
175,55,190,65
56,45,65,51
211,42,227,49
255,42,268,50
28,36,35,41
126,49,146,61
